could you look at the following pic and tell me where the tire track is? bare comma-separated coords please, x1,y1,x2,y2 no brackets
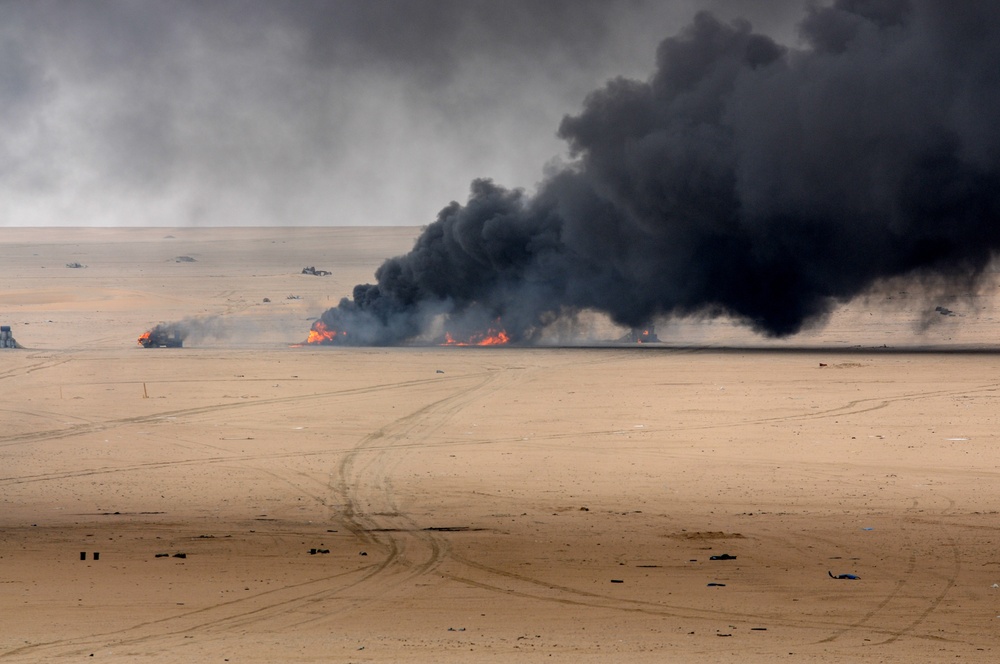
673,381,1000,433
0,372,478,448
816,493,961,646
441,522,962,643
0,366,520,659
0,565,386,660
140,368,521,636
328,370,516,575
816,529,919,644
0,357,70,380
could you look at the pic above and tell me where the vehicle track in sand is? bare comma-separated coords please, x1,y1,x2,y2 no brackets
0,365,520,659
813,495,962,646
0,348,982,658
0,372,478,448
668,382,1000,433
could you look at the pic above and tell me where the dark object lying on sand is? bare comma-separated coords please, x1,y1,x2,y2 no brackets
710,553,737,560
301,266,330,276
829,571,860,580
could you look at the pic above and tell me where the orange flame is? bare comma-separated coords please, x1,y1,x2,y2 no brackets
303,320,343,345
442,327,510,346
137,331,152,347
478,329,510,345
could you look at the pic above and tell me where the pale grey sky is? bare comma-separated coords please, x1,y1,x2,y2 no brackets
0,0,805,227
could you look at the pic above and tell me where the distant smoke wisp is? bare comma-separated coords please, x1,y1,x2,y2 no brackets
313,1,1000,345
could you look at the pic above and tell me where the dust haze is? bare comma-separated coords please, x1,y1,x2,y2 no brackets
0,0,801,227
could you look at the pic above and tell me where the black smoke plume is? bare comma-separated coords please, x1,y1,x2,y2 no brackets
313,1,1000,345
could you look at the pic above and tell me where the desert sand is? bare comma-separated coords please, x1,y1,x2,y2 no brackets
2,227,1000,662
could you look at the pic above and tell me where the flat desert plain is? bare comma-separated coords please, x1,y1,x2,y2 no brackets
2,227,1000,663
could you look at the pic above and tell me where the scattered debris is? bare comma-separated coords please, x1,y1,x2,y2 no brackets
301,266,331,276
262,297,271,303
710,553,737,560
670,531,745,540
935,305,955,316
828,571,859,580
173,256,196,262
447,627,466,632
436,369,444,374
286,295,301,300
65,262,86,268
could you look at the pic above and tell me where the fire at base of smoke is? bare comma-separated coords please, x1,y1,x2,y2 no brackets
303,4,1000,347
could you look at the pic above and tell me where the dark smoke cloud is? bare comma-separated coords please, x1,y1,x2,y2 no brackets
315,0,1000,343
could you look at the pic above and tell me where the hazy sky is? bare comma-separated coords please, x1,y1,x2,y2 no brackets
0,0,806,227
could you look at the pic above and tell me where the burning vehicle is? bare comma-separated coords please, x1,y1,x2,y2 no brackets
620,325,660,344
138,325,185,348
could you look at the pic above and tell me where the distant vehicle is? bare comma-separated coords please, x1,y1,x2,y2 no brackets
138,329,184,348
619,324,660,343
1,325,18,349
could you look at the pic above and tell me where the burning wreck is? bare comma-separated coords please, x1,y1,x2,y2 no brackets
442,328,510,346
620,326,660,344
138,325,185,348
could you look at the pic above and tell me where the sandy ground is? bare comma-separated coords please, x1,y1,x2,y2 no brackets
2,227,1000,662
